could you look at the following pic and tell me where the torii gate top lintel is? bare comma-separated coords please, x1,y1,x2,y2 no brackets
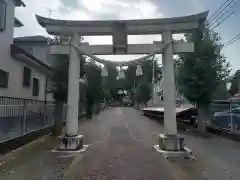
36,11,208,36
36,11,208,55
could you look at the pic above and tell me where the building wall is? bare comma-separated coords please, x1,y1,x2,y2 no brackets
0,1,51,101
0,0,15,50
0,54,47,101
13,44,54,102
18,44,51,66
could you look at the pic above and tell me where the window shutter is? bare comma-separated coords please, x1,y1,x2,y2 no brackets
33,78,39,96
23,67,31,87
0,69,9,88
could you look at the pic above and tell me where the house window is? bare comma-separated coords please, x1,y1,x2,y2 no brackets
32,78,39,96
0,0,7,32
0,69,9,88
23,67,31,87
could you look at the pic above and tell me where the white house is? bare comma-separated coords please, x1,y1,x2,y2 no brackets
0,0,52,101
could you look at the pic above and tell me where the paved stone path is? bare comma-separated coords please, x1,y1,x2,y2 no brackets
63,107,176,180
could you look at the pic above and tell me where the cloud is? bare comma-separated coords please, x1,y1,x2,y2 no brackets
14,0,92,37
58,0,165,46
58,0,163,20
14,0,240,72
13,0,176,64
59,0,78,9
15,0,164,37
14,0,61,37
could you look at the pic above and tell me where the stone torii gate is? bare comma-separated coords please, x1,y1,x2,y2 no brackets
36,11,208,155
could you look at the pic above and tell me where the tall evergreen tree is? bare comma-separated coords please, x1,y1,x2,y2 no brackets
177,24,230,133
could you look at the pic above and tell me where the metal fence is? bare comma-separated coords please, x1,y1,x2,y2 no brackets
210,101,240,134
0,96,56,143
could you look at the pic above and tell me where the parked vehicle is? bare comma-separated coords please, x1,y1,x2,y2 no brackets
122,97,133,107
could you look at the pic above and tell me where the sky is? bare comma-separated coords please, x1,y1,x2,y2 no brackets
14,0,240,73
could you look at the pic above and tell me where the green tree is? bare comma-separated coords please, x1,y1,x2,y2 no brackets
135,81,151,106
125,65,137,91
124,58,161,104
177,24,230,133
213,81,231,100
105,65,118,96
103,88,111,102
50,54,86,102
51,55,69,103
85,61,103,118
141,59,161,83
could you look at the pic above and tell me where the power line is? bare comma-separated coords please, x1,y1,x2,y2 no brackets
209,3,234,26
223,32,240,48
210,9,235,30
205,0,240,48
208,0,234,23
208,0,237,30
224,35,240,48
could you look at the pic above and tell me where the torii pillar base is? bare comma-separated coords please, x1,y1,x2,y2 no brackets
58,134,84,151
154,134,192,159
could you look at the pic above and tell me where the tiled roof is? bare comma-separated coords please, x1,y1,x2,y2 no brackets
11,44,51,71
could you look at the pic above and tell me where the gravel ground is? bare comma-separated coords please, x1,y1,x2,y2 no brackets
2,107,240,180
65,107,240,180
122,108,240,180
0,136,74,180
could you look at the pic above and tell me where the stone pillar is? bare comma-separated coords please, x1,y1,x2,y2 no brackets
152,83,158,105
66,34,80,136
162,31,177,135
59,34,83,151
156,31,186,153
